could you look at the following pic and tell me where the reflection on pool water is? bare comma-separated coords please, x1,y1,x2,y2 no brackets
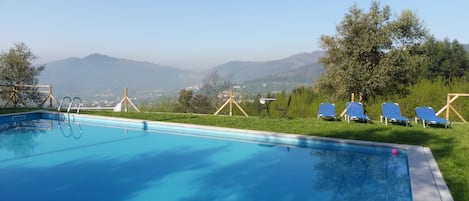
0,116,411,201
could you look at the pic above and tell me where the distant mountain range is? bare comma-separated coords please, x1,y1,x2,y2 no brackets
246,63,324,83
39,52,324,103
39,53,200,99
211,52,323,83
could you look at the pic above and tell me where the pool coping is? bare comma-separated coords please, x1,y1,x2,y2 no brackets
1,111,454,201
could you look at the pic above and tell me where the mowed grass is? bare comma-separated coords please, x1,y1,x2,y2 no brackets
2,109,468,200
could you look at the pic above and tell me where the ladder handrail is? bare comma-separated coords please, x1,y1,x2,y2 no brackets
74,97,82,114
58,96,72,112
67,97,82,114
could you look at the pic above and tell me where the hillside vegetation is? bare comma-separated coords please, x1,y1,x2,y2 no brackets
170,78,469,122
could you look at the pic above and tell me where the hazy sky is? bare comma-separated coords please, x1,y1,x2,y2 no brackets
1,0,468,70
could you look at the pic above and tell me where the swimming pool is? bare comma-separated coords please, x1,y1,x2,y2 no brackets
0,111,452,201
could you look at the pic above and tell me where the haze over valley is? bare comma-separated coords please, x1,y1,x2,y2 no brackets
39,51,324,106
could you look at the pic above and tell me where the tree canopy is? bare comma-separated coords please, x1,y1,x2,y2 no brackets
0,43,45,106
420,37,469,85
317,1,428,101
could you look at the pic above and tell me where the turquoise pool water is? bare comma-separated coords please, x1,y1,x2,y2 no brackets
0,114,412,201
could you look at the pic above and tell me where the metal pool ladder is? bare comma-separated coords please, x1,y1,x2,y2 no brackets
58,96,83,114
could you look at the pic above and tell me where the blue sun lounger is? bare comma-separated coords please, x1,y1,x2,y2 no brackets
381,102,410,126
317,103,338,121
345,102,370,123
415,106,450,128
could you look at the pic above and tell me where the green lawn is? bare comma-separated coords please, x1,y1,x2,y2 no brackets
2,109,467,200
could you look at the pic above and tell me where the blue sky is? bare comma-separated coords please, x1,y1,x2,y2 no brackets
1,0,468,70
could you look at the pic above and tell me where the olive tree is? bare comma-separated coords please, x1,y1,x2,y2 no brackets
317,1,428,101
0,43,45,106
